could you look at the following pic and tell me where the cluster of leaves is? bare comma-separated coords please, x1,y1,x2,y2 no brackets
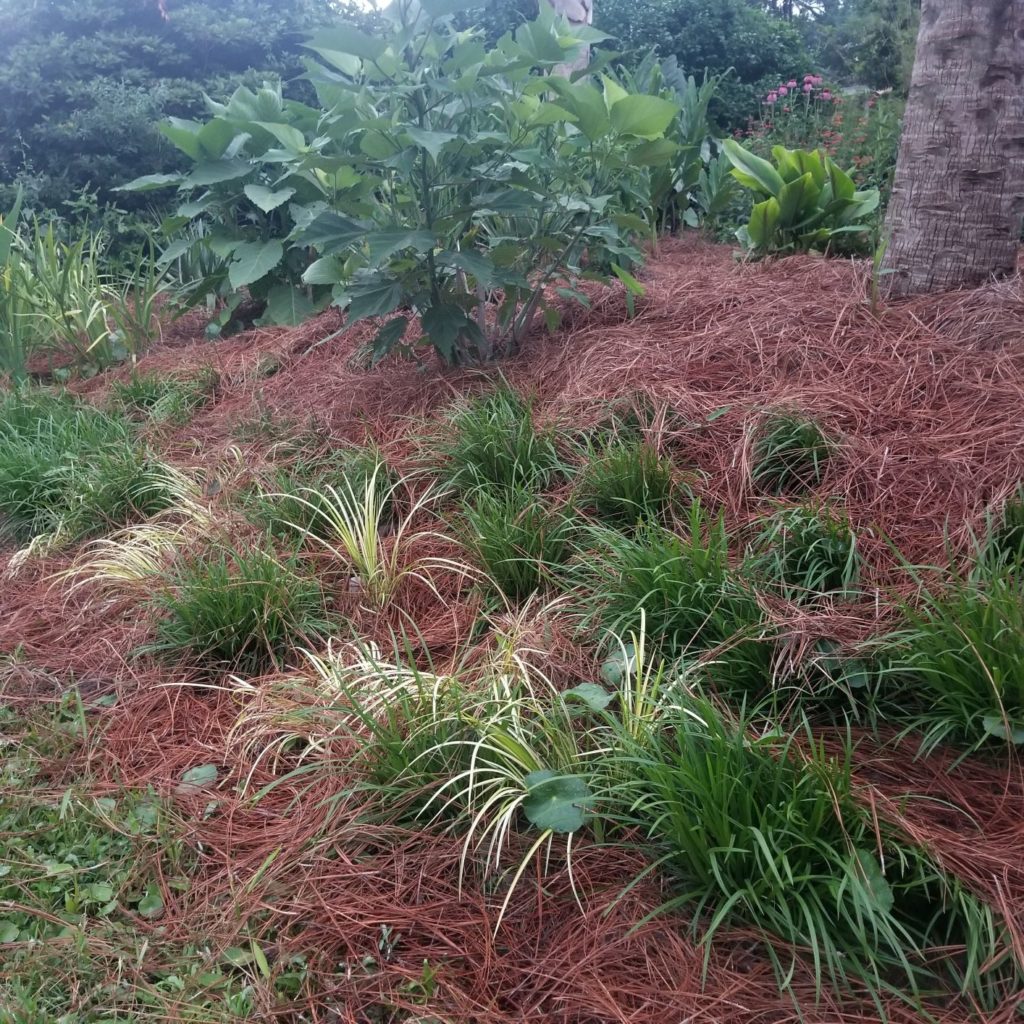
129,2,686,360
723,139,880,255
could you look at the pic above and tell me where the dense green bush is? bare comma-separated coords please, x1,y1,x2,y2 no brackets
127,3,680,350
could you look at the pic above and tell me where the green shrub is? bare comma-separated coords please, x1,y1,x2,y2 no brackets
881,558,1024,753
111,368,218,425
148,544,328,675
750,412,834,494
460,487,575,601
745,502,860,600
440,388,562,495
609,697,1018,1009
0,390,173,544
722,140,880,256
575,437,680,530
568,505,773,692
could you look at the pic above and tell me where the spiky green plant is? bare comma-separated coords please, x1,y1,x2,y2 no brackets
148,544,328,675
0,390,174,545
745,502,861,600
440,387,562,494
568,504,774,694
459,486,575,601
880,556,1024,753
606,697,1018,1011
984,484,1024,563
751,412,834,494
575,437,680,530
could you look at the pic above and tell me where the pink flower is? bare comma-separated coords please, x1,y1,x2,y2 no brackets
803,74,815,84
787,80,797,88
803,83,813,93
778,86,789,97
813,75,823,86
821,90,832,100
766,91,778,103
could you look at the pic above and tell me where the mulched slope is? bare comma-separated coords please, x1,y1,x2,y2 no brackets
6,235,1024,1022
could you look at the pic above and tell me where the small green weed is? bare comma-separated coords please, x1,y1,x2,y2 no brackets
148,543,329,675
751,412,834,495
440,387,562,494
0,390,175,545
745,502,861,600
111,367,218,425
459,486,575,601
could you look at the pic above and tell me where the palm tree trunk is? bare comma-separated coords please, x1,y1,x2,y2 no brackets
882,0,1024,297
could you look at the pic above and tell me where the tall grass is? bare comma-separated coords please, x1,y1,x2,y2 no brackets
0,390,174,545
568,504,775,694
605,696,1018,1010
751,412,834,495
881,555,1024,753
440,386,562,494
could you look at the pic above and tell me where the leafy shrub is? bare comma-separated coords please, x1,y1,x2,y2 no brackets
0,391,174,544
611,697,1018,1009
111,369,218,426
569,505,773,692
440,388,562,495
128,4,679,358
722,139,880,255
149,544,328,675
575,437,679,530
459,487,575,601
745,503,860,600
750,412,834,495
881,559,1024,753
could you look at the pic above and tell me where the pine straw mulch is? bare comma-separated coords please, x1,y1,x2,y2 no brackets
5,234,1024,1022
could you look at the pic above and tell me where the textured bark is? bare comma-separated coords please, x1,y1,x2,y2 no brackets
883,0,1024,297
551,0,593,75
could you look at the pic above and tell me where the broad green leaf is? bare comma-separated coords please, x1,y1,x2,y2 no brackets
263,284,315,326
302,256,345,285
255,122,307,152
522,770,592,833
137,886,164,920
436,249,498,287
826,158,856,202
852,849,894,915
420,303,479,362
982,715,1024,744
771,145,804,184
301,211,369,253
346,276,404,323
306,25,385,61
159,117,203,159
196,118,240,159
244,184,296,213
370,316,410,365
611,264,645,295
776,172,817,227
179,763,218,788
562,683,612,711
722,139,786,198
609,94,678,139
600,643,637,686
405,126,458,161
627,138,679,167
792,148,827,187
365,229,436,267
228,240,284,289
544,78,610,141
186,160,253,187
0,921,19,943
601,74,629,107
746,197,781,250
117,173,183,193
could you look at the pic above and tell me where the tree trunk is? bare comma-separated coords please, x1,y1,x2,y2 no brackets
882,0,1024,297
551,0,593,75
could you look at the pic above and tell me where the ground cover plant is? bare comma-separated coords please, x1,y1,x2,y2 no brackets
6,3,1024,1021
